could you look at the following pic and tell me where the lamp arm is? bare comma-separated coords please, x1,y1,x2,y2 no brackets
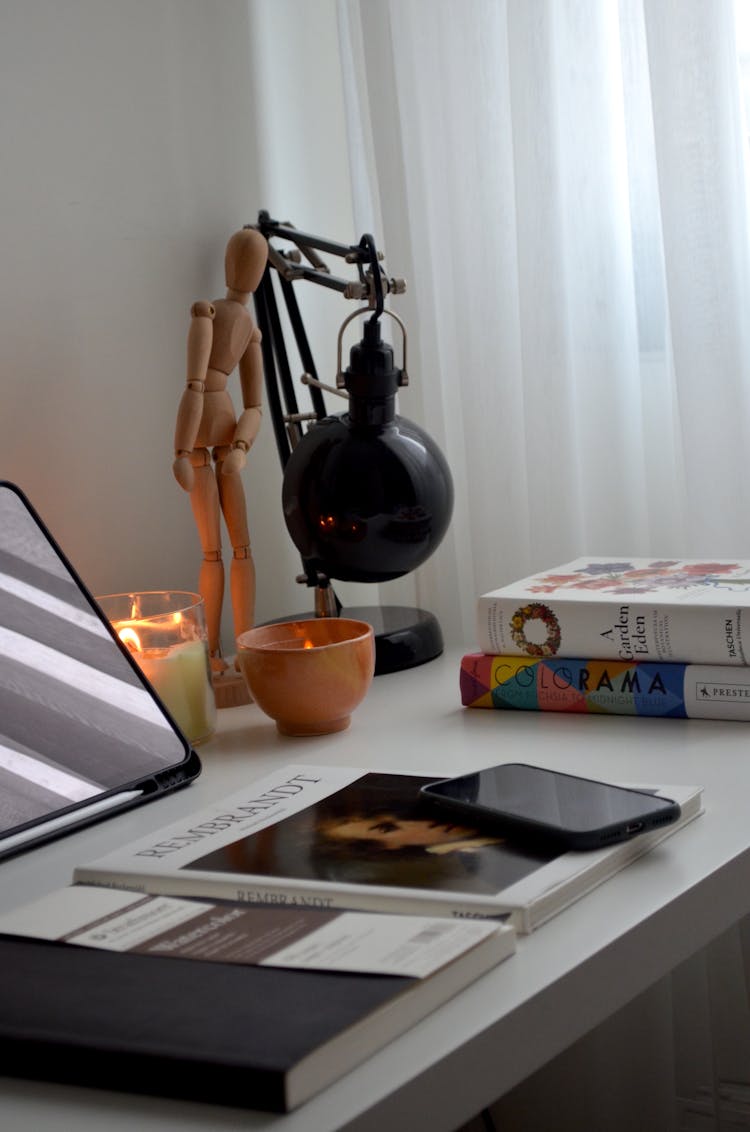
256,211,405,303
257,211,368,262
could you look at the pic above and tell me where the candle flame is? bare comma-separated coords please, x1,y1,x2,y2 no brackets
118,626,142,654
303,639,314,649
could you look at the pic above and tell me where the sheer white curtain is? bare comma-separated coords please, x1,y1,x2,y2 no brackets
336,0,750,649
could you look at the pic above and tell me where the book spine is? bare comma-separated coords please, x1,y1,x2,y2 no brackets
71,866,522,929
460,652,750,720
476,594,748,665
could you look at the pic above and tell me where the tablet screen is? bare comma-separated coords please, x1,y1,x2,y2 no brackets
0,482,199,853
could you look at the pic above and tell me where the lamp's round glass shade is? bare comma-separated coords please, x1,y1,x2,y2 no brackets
281,412,454,583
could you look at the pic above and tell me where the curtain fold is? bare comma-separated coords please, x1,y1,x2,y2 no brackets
337,0,750,648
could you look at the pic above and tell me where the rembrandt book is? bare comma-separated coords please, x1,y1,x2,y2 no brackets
74,763,703,934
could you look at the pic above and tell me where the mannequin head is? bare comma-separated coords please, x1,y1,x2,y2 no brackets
225,228,268,295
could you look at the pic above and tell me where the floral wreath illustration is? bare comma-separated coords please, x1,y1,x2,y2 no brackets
509,602,562,657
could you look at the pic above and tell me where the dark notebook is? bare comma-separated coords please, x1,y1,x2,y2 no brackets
0,929,508,1113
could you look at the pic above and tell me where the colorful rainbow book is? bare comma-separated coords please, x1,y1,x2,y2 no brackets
460,651,750,720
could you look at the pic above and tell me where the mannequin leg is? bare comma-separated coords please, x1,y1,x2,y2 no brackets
188,450,225,668
215,449,256,645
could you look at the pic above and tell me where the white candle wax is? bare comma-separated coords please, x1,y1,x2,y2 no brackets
135,639,216,745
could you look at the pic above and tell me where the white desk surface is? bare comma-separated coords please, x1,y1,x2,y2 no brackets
1,648,748,1132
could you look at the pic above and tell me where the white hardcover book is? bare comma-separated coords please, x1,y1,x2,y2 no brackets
73,763,704,934
477,557,750,665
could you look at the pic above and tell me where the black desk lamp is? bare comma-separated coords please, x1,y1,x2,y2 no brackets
252,212,454,675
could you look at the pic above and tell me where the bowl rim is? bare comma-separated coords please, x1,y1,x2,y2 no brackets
237,618,374,653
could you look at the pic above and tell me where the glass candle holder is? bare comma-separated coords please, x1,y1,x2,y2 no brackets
97,591,216,746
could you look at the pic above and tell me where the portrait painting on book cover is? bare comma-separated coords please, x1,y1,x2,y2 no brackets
184,773,562,894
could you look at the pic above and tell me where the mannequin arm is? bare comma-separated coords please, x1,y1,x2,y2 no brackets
222,329,263,476
173,302,215,490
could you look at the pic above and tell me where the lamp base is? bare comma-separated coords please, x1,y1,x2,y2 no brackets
345,605,444,675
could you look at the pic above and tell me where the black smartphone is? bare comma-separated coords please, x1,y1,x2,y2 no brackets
420,763,681,850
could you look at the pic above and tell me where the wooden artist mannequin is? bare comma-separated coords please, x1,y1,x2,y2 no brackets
173,228,268,681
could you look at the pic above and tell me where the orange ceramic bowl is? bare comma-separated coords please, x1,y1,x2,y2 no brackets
236,618,375,736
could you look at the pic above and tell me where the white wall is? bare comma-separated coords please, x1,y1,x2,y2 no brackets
0,0,360,650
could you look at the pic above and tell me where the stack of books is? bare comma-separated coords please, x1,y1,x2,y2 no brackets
1,760,702,1109
463,557,750,721
0,766,704,1109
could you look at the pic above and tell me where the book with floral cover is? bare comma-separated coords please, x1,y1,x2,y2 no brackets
477,558,750,664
